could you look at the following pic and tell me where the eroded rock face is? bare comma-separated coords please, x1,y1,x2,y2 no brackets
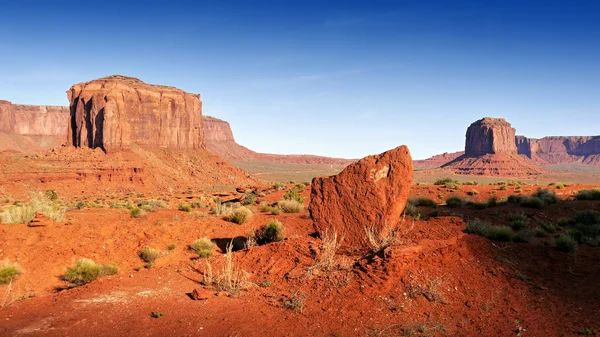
0,100,69,136
517,135,600,163
465,118,517,156
309,145,413,248
203,116,235,142
66,75,204,152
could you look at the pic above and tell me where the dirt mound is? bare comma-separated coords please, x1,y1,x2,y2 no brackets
309,145,413,248
0,146,259,199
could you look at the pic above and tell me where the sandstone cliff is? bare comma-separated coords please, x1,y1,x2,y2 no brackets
465,117,517,156
516,135,600,165
67,75,203,152
443,117,543,176
0,100,69,136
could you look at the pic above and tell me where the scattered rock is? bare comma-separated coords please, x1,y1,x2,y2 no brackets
309,145,413,248
191,288,212,300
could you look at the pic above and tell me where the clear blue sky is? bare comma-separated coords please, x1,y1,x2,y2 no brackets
1,0,599,159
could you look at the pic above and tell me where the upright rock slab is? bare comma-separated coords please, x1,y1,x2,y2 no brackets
66,75,204,152
0,100,69,136
465,117,517,156
309,145,413,248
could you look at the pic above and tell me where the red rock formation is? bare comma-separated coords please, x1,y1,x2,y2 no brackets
465,117,517,156
444,118,543,176
0,100,69,136
203,115,354,165
309,146,413,249
516,135,600,166
67,75,203,152
413,151,464,169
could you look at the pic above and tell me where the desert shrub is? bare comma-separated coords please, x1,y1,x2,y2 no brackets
534,227,547,238
499,185,507,190
314,230,343,272
509,213,529,230
243,194,257,205
178,203,192,212
469,201,488,210
434,178,459,185
63,258,118,286
540,222,557,233
139,247,161,263
203,241,250,294
130,207,145,218
45,190,59,201
256,220,285,243
404,203,422,220
410,197,437,207
429,209,439,217
0,259,23,284
464,221,490,236
487,196,498,207
573,210,600,226
269,206,282,215
555,183,565,189
486,226,514,241
513,229,535,243
212,201,240,217
445,197,463,208
463,181,478,186
555,235,577,253
445,182,460,190
519,196,545,209
167,243,176,250
468,190,479,196
258,201,270,212
273,182,286,191
283,187,305,204
191,237,216,258
531,189,558,205
0,204,36,224
278,199,303,213
228,207,253,224
0,191,67,224
575,189,600,200
573,223,600,239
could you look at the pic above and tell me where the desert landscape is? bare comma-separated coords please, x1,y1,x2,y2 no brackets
1,2,600,337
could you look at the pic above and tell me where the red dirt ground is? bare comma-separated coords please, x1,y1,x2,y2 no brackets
1,184,600,336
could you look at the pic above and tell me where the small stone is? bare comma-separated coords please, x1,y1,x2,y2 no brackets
191,288,212,300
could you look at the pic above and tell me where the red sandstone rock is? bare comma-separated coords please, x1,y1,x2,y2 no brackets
66,75,204,152
191,288,212,300
465,118,517,156
516,135,600,165
309,145,413,248
0,100,69,136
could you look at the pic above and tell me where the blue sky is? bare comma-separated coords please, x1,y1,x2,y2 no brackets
1,0,599,159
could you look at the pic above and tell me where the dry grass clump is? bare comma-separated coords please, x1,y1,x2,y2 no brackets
227,206,253,224
256,220,285,243
0,192,66,224
191,237,216,258
203,241,251,294
406,277,447,304
314,230,344,272
212,201,240,217
139,247,161,263
278,199,303,213
0,260,23,284
365,225,396,251
63,258,119,286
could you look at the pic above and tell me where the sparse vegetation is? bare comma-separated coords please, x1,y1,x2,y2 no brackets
167,243,176,250
434,178,459,186
468,189,479,196
409,197,437,207
0,192,66,224
227,206,253,224
278,199,303,213
0,260,23,284
62,258,118,286
243,194,257,205
178,203,192,212
509,213,529,230
130,207,145,218
283,292,305,313
445,196,463,208
465,221,514,241
314,230,343,272
204,241,250,294
283,187,305,204
575,189,600,200
404,202,422,220
555,235,577,253
139,247,161,264
191,237,216,258
256,220,285,243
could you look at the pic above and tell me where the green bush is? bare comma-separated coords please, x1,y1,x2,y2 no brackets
45,190,59,201
178,203,192,212
257,220,285,243
486,226,514,241
0,259,23,284
555,235,577,253
513,229,536,243
573,210,600,226
465,221,490,236
540,222,556,233
243,194,257,205
470,201,488,210
446,197,463,208
130,207,145,218
63,258,118,286
404,203,422,220
191,238,215,258
283,187,305,204
445,182,460,189
228,207,253,224
531,189,558,204
269,206,282,215
278,200,303,213
468,190,479,196
575,189,600,200
487,197,498,207
258,201,270,212
520,196,545,209
273,182,286,191
434,178,459,185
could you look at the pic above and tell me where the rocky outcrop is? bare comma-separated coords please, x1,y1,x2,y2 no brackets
67,75,203,152
516,135,600,165
443,118,543,176
465,118,517,156
0,100,69,136
309,146,413,249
